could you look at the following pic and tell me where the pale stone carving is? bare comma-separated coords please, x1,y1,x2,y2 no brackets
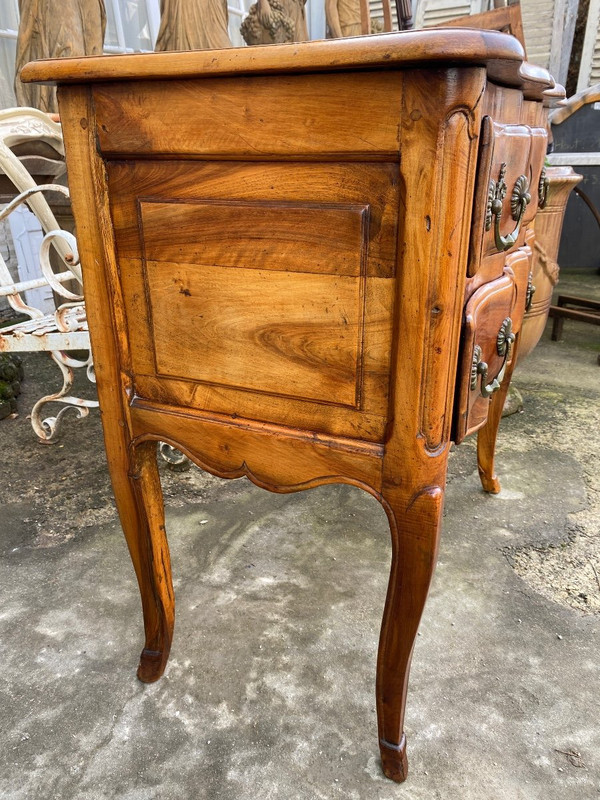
240,0,308,45
326,0,362,38
155,0,232,52
15,0,106,114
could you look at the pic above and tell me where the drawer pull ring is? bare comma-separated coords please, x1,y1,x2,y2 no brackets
485,163,531,252
470,317,515,398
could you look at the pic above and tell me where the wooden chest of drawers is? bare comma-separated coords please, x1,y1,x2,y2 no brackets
22,30,558,782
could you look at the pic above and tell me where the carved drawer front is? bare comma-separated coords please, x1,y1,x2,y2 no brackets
108,160,399,443
455,246,532,442
468,116,547,276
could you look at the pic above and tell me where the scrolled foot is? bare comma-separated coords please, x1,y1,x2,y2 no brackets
478,465,501,494
379,734,408,782
137,647,169,683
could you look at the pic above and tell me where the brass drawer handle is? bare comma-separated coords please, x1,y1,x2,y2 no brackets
538,166,549,209
525,271,536,311
470,317,515,398
485,163,531,252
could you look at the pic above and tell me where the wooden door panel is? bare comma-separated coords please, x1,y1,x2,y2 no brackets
140,199,368,276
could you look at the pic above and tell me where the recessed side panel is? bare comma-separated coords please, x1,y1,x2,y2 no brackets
108,161,398,442
145,270,363,408
140,199,367,276
140,199,366,408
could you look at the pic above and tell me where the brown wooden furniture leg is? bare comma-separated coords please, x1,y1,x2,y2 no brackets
376,485,444,782
52,86,176,685
477,344,519,494
127,439,175,683
107,436,175,684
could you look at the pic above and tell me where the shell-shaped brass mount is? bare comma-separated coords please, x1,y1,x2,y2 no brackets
485,163,531,251
471,317,515,398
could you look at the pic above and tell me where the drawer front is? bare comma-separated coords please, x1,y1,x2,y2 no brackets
108,160,398,443
468,116,546,276
455,246,532,442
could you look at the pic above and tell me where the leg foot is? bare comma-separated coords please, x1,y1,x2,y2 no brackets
137,647,170,683
477,464,501,494
380,734,408,782
127,440,174,682
107,439,174,682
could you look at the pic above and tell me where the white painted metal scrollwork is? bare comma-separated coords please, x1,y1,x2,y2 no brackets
0,182,98,442
0,109,98,443
0,108,189,464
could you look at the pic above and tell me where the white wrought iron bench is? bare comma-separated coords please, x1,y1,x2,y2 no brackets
0,107,97,441
0,108,188,465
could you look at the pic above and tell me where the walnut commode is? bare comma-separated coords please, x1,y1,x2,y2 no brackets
22,31,559,782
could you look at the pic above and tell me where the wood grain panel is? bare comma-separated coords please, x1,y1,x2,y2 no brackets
139,199,367,276
109,160,399,278
115,259,394,440
145,260,364,407
92,72,403,159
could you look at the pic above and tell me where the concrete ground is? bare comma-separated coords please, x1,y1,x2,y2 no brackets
1,271,599,800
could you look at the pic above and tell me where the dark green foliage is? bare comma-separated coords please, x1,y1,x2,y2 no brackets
0,354,24,417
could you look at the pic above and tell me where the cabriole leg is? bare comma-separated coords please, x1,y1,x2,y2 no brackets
376,485,444,782
477,348,518,494
119,439,174,683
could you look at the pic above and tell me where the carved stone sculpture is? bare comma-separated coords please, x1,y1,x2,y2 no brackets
326,0,362,38
155,0,232,52
15,0,106,114
241,0,308,45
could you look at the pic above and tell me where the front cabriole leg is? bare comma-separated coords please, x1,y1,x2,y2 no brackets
376,484,444,782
